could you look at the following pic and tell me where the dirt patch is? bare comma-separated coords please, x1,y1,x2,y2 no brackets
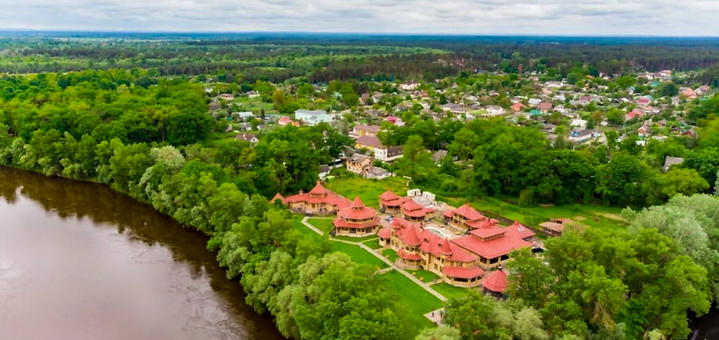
597,213,626,222
573,216,586,221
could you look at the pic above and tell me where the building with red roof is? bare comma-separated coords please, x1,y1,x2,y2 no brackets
333,197,380,237
280,182,351,216
378,189,407,214
401,199,435,224
482,269,508,298
377,217,485,287
443,203,500,232
451,221,535,270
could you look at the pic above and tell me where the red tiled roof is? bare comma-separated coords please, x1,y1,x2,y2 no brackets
402,200,434,218
308,183,329,196
483,270,508,293
398,249,422,261
379,189,401,201
402,224,422,246
417,230,478,263
284,184,351,210
451,233,532,259
505,221,535,239
333,216,380,229
443,266,484,279
378,227,392,239
443,210,453,218
337,197,377,221
469,225,506,239
452,204,486,221
271,193,286,204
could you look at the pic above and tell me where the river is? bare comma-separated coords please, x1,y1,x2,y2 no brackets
0,167,284,340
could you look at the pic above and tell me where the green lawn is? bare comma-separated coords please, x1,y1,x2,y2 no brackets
381,270,443,339
407,269,440,283
430,282,473,300
326,176,408,208
292,215,324,240
363,239,384,249
333,234,379,243
306,218,334,235
331,242,387,269
382,249,398,262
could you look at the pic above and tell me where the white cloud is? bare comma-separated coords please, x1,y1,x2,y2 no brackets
0,0,716,35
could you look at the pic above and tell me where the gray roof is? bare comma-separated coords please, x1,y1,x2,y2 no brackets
664,156,684,169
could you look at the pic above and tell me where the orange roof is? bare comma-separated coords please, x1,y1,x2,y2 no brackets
452,204,486,221
402,200,434,218
451,232,532,259
418,232,477,263
337,197,377,221
483,270,508,293
505,221,535,239
379,189,401,201
398,249,422,261
284,185,351,210
402,224,422,246
271,193,286,204
333,216,379,229
402,199,423,212
308,182,329,196
378,227,392,239
443,266,484,279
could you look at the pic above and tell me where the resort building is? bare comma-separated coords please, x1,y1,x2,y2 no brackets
443,203,499,232
333,197,380,237
451,220,535,270
378,217,485,287
482,269,508,298
379,189,406,213
401,199,435,224
274,182,351,216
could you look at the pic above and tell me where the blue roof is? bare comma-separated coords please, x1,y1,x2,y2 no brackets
530,110,542,116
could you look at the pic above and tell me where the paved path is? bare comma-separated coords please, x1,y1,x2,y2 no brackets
301,216,447,303
424,308,444,325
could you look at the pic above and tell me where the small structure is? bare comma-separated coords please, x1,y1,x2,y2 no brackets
234,133,258,144
374,145,403,162
366,166,391,180
401,199,435,224
346,153,373,176
663,156,684,172
482,269,508,298
333,197,380,237
295,109,333,126
278,182,351,216
352,124,381,137
379,189,405,213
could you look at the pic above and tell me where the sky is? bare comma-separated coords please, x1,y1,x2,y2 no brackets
0,0,718,36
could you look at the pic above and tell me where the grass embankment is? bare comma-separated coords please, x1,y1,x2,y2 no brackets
326,176,408,208
407,269,440,283
306,217,334,234
430,282,472,300
381,270,443,339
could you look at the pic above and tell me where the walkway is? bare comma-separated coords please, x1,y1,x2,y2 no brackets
301,216,447,302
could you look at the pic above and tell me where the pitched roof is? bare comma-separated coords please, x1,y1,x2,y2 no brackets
356,135,384,149
379,189,401,201
308,183,329,196
271,193,286,204
336,196,377,221
443,266,485,279
452,204,485,221
451,231,533,259
482,270,508,293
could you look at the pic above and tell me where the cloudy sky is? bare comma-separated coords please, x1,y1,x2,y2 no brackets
0,0,717,36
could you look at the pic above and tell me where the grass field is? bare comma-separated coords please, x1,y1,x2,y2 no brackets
381,270,443,339
430,282,473,300
382,249,398,262
363,239,384,249
292,215,324,240
407,269,440,283
331,242,388,269
333,234,379,242
326,176,408,208
306,218,334,235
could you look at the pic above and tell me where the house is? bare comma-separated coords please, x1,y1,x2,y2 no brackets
625,109,644,121
234,133,258,144
346,153,373,176
399,83,420,91
319,165,331,179
278,116,299,127
232,111,255,121
352,124,381,137
539,219,569,236
443,204,497,233
379,189,407,214
681,88,696,99
218,93,235,101
333,197,380,237
511,102,526,112
374,145,403,162
485,105,505,116
355,135,385,151
401,199,435,224
246,91,260,98
567,129,597,143
537,102,553,113
432,150,449,164
637,97,651,106
295,109,333,126
637,126,650,138
366,166,392,180
450,220,536,271
570,119,587,130
528,98,542,107
663,156,684,172
276,182,351,216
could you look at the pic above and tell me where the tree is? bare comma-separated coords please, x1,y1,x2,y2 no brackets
165,111,213,146
656,168,710,199
416,326,461,340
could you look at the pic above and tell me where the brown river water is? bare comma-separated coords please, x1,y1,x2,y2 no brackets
0,166,284,340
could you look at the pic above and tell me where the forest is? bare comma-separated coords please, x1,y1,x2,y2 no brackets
3,33,719,340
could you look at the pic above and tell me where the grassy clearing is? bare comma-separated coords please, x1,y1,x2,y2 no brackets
306,218,334,235
382,248,399,262
430,282,473,300
407,269,440,283
333,234,379,243
331,242,387,269
326,176,408,208
363,239,384,249
381,270,443,339
293,215,323,240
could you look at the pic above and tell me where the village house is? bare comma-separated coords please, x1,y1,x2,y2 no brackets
375,145,403,162
537,102,553,113
273,182,351,216
663,156,684,172
355,135,384,151
218,93,235,101
352,124,381,137
346,153,373,176
246,91,260,98
485,105,505,116
234,133,258,144
511,102,526,112
295,109,333,126
568,129,598,143
366,166,392,180
232,111,255,121
333,197,380,237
